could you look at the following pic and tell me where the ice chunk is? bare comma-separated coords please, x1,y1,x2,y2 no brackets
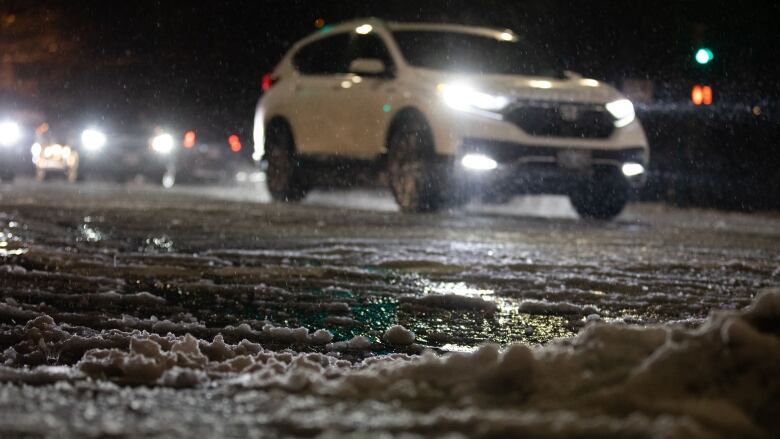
383,325,415,345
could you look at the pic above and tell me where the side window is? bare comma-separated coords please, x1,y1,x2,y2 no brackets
293,33,350,75
346,34,395,73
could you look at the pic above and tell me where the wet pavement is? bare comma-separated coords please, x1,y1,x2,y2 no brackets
1,179,779,437
2,180,778,349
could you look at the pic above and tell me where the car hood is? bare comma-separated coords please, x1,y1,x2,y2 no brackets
410,68,623,104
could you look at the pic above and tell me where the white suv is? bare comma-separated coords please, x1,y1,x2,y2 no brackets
254,19,649,219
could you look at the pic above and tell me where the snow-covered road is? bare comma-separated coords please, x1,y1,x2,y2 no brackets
1,180,778,437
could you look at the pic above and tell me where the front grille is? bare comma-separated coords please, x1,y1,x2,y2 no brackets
504,102,615,139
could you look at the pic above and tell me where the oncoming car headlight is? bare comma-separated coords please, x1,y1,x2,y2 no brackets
151,133,174,154
0,121,21,147
605,99,636,128
81,129,107,151
437,83,509,118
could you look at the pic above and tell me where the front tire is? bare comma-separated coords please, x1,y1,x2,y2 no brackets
265,120,308,202
387,115,449,213
569,169,629,220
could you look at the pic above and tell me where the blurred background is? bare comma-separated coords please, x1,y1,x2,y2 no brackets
1,0,778,209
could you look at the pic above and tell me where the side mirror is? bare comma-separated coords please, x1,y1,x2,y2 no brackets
349,58,386,76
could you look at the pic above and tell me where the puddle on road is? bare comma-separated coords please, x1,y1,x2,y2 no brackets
0,229,28,256
143,235,175,253
79,224,105,242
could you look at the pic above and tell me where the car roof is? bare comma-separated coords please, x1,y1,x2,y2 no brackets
296,18,517,47
386,21,516,40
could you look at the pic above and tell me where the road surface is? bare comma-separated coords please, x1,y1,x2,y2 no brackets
1,179,778,438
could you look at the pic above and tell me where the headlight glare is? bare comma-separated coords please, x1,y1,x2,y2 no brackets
622,162,645,177
81,129,107,151
0,121,21,146
438,83,509,113
151,133,174,154
461,153,498,171
605,99,635,128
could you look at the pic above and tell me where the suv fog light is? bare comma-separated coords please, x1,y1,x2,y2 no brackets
461,153,497,171
622,162,644,177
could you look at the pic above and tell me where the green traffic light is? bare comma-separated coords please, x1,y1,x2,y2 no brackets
695,48,714,65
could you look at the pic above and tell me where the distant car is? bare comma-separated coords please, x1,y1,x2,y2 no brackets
0,110,43,182
68,121,179,187
0,120,26,182
31,137,80,183
175,130,245,184
254,19,650,219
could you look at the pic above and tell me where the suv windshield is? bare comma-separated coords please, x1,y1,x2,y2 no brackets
392,30,565,77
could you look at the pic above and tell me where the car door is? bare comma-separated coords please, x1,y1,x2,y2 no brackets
338,33,398,158
287,33,353,155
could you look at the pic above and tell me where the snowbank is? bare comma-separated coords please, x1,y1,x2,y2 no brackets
383,325,416,345
0,289,777,437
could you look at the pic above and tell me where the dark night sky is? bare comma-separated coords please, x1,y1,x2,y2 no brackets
6,0,780,138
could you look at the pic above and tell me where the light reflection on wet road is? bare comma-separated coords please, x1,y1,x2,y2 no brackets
1,179,779,350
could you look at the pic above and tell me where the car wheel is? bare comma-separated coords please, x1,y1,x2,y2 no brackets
569,169,628,220
0,171,14,183
265,120,308,202
387,115,447,213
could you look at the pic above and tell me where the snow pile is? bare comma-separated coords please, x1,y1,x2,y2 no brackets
0,300,334,364
78,334,259,386
326,335,373,352
311,288,779,436
383,324,416,345
0,289,777,437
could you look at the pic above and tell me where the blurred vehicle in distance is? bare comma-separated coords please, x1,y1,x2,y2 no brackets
70,116,178,187
255,19,649,219
31,135,80,183
175,130,246,184
0,109,43,182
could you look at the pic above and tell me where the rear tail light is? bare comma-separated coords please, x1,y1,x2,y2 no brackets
261,73,279,92
183,130,196,149
228,134,241,152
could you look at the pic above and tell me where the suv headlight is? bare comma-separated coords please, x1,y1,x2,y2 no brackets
605,99,635,128
0,121,21,147
151,133,174,154
81,129,107,151
438,83,509,117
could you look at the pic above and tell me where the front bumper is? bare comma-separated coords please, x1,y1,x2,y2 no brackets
453,140,648,195
79,149,174,178
426,101,650,158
